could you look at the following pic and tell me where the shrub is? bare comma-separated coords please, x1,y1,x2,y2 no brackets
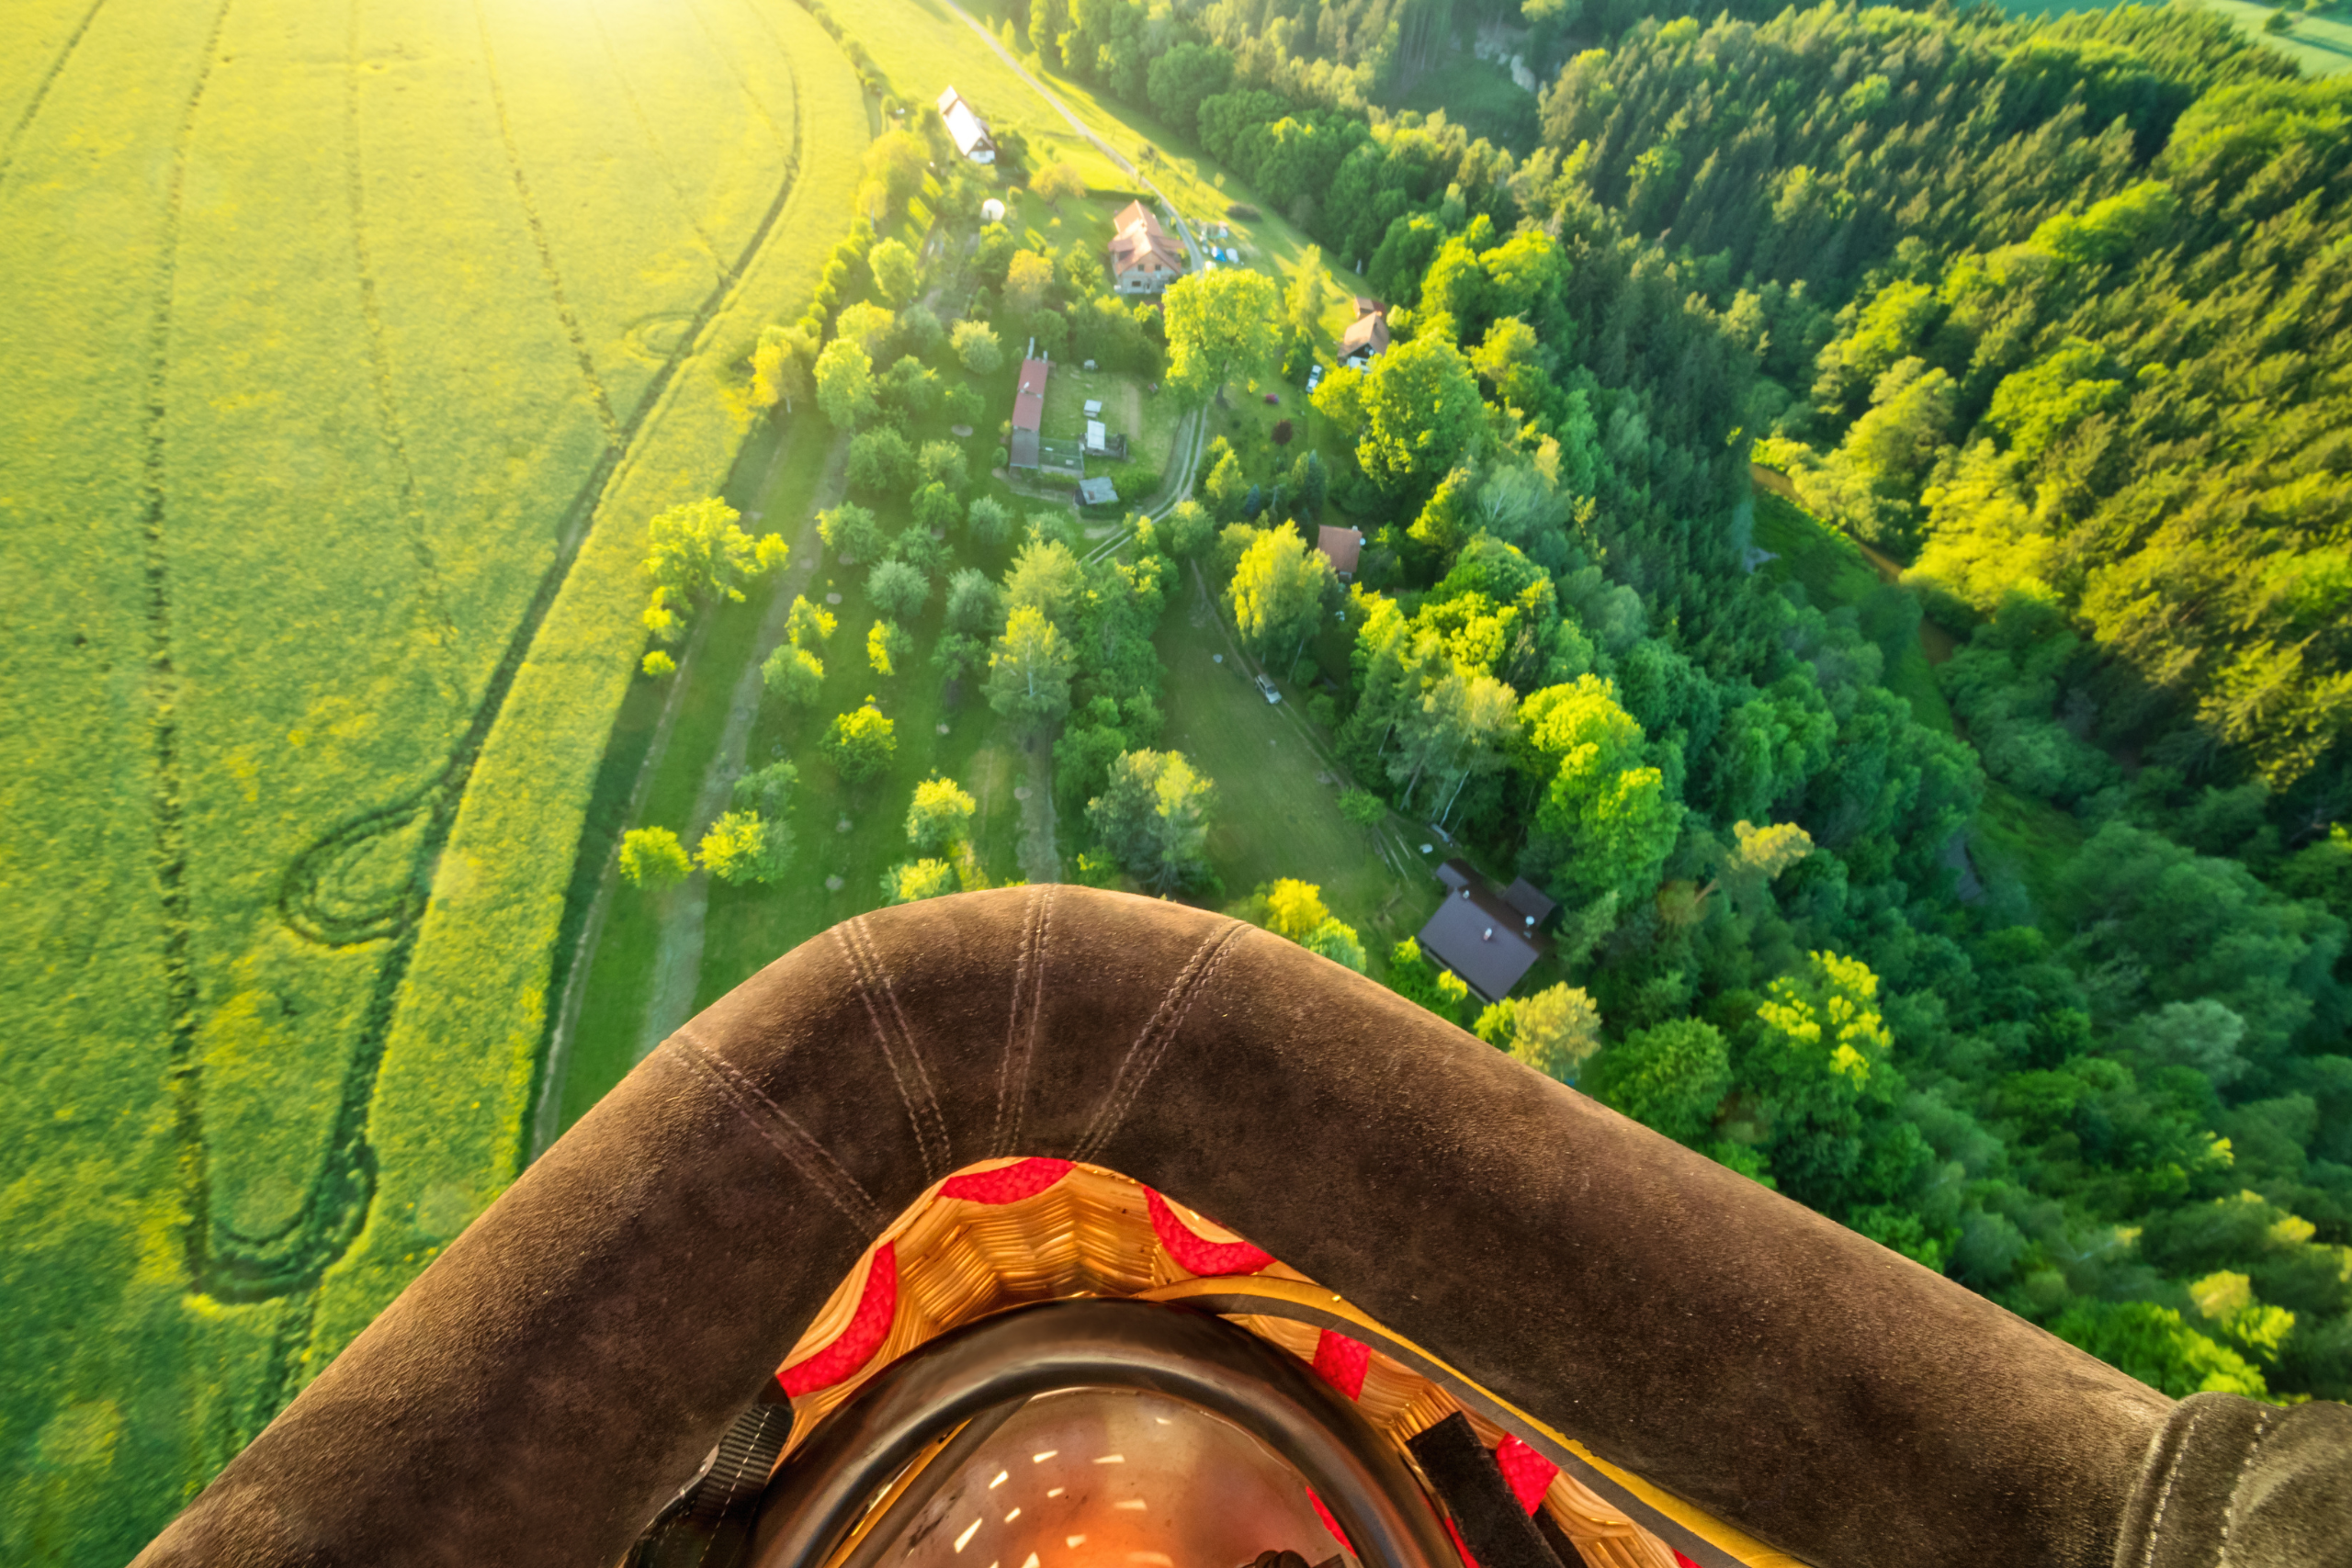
618,828,691,890
1272,419,1294,445
640,650,676,677
848,427,915,496
824,702,898,781
883,858,957,903
1109,463,1161,504
1226,202,1260,219
869,558,931,621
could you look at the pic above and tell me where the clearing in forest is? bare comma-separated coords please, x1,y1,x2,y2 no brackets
0,0,865,1558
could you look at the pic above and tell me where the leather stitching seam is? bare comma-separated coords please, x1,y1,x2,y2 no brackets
839,917,950,1182
2142,1406,2203,1568
1073,919,1247,1162
2216,1406,2278,1565
671,1032,888,1238
996,884,1052,1156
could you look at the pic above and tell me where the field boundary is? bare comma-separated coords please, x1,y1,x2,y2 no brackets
301,0,870,1365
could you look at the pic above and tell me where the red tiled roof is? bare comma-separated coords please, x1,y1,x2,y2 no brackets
1012,355,1049,433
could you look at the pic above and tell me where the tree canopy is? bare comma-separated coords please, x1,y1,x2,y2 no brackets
1163,267,1282,406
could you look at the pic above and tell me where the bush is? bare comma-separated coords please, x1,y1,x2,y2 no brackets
1226,202,1261,220
618,827,691,889
1272,419,1294,445
848,427,915,496
1109,463,1161,504
640,649,676,678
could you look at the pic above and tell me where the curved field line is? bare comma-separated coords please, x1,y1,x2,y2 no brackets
142,0,241,1295
216,7,817,1307
582,0,727,279
0,0,109,190
692,0,794,156
469,0,624,447
344,0,463,687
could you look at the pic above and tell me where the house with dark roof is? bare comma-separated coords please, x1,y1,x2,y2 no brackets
937,87,996,164
1419,859,1551,1003
1108,200,1186,295
1340,299,1390,368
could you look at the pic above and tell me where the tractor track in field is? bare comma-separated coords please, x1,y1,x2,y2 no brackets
0,0,109,191
141,0,238,1303
471,0,625,448
585,0,728,280
345,0,463,694
163,6,827,1326
698,0,797,155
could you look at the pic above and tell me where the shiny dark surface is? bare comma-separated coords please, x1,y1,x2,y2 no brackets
744,1300,1453,1568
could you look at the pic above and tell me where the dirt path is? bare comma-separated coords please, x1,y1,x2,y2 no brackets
633,431,846,1064
1016,736,1061,883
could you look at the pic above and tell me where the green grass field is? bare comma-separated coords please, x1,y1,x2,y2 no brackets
1750,485,1956,735
0,0,865,1555
1158,572,1446,965
1996,0,2352,74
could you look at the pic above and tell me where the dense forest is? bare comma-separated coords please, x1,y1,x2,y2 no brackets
995,0,2352,1405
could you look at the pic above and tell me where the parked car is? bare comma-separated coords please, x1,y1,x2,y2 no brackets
1254,674,1281,704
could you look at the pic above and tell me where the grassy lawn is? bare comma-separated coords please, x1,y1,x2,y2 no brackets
1973,779,2089,922
1157,576,1445,968
1392,52,1542,152
1750,485,1955,735
558,412,841,1129
851,0,1138,190
1996,0,2352,74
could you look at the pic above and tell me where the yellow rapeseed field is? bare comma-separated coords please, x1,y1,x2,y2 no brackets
0,0,867,1556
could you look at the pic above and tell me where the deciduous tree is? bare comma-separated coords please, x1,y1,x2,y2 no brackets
1004,537,1086,627
824,702,898,782
762,644,824,708
986,605,1076,733
644,497,786,615
953,319,1004,376
869,559,932,623
867,618,912,677
907,776,979,852
1088,749,1216,892
1164,268,1281,407
1227,525,1338,665
868,237,920,308
1005,250,1057,318
786,595,838,649
1356,335,1486,497
883,858,958,904
1475,982,1603,1083
1031,161,1087,208
944,567,1003,634
619,827,691,890
816,338,876,429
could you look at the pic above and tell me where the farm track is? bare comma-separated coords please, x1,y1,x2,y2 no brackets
0,0,107,190
345,0,461,688
185,0,820,1313
585,0,726,278
471,0,624,447
142,0,239,1301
